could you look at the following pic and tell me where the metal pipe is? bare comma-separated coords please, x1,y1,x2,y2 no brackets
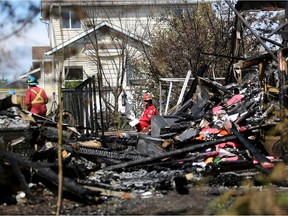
165,82,173,115
177,70,191,106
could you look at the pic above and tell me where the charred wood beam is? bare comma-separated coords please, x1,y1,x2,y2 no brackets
277,50,287,109
260,36,285,48
170,65,208,116
0,110,18,118
7,159,36,203
0,151,100,203
158,132,178,138
0,96,18,111
233,47,288,70
227,99,257,116
181,64,208,106
139,151,219,169
22,110,57,125
170,98,193,117
105,123,274,171
233,54,272,70
235,108,257,124
198,77,230,94
35,167,99,203
217,159,254,172
225,0,278,63
230,122,273,169
62,143,144,161
201,52,246,60
235,1,287,12
104,135,237,171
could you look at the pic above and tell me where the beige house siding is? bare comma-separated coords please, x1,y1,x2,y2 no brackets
40,0,198,114
50,18,83,47
48,3,168,47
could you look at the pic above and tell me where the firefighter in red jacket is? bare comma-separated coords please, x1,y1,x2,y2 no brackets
25,75,49,117
136,93,158,132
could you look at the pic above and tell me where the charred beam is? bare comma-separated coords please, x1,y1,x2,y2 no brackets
230,122,273,169
140,151,219,169
260,36,285,48
235,1,287,11
104,135,237,171
201,52,246,60
62,143,144,161
181,64,208,106
0,151,100,203
225,0,278,62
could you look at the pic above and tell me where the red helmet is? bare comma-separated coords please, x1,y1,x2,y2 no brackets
143,93,152,101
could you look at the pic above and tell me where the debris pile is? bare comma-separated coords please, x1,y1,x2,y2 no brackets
0,69,286,206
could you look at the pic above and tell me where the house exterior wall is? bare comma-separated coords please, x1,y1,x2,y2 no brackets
46,2,193,47
41,0,198,115
50,18,83,48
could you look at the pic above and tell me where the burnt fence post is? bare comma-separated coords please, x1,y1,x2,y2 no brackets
62,76,106,137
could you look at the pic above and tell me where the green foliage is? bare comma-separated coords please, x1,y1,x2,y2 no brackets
64,81,83,88
148,2,233,79
0,77,8,87
145,0,278,105
206,163,288,215
276,193,288,206
145,1,235,105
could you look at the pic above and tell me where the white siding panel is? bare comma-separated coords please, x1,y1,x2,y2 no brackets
51,18,83,47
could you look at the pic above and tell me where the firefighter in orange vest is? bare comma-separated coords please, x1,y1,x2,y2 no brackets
136,93,158,132
25,75,49,117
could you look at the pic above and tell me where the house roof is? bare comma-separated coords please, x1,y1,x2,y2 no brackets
42,0,201,4
45,21,151,56
32,46,50,60
41,0,204,19
2,80,27,89
18,68,41,80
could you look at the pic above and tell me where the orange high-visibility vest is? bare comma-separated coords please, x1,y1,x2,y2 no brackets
30,88,45,104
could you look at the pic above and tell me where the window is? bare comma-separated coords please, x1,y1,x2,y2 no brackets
173,8,184,18
62,10,81,29
64,66,83,88
126,62,146,86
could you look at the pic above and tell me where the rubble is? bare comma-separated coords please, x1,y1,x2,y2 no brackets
0,3,288,213
0,66,287,209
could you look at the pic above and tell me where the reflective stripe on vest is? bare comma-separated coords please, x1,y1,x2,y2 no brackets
30,88,44,104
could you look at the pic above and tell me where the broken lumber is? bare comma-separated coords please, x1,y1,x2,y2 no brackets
230,122,273,168
0,151,100,203
104,135,237,171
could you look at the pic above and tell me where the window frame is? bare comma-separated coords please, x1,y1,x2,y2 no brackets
62,10,81,29
64,66,84,86
126,61,146,86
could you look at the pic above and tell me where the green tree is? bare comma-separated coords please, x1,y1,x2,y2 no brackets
0,77,8,87
143,0,280,107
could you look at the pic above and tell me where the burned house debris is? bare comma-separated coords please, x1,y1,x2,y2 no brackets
1,1,288,214
1,66,287,207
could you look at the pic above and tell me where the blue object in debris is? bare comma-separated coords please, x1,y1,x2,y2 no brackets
9,90,15,95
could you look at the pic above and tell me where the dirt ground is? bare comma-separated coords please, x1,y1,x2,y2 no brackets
0,185,221,215
1,181,288,215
